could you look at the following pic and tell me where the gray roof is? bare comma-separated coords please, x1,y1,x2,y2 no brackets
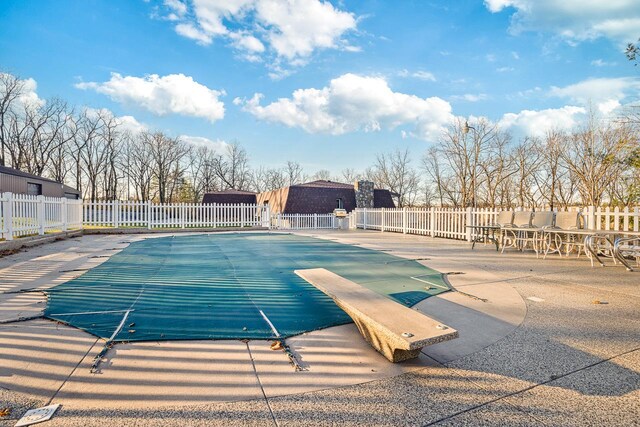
0,165,60,184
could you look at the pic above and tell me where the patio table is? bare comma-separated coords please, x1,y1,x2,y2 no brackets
466,225,500,250
541,229,640,270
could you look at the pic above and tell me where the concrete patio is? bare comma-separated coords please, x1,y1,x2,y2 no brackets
0,230,638,426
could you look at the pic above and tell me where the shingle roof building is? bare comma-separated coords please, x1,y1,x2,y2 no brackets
202,189,257,205
0,165,80,199
255,180,395,214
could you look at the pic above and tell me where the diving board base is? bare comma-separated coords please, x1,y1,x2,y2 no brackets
295,268,458,363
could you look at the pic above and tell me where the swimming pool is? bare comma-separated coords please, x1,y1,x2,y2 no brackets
45,233,450,342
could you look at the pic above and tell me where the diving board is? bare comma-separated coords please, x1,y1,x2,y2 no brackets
295,268,458,362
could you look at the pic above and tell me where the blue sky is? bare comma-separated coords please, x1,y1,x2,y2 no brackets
1,0,638,175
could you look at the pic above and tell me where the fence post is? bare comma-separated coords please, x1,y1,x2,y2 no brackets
62,198,68,232
147,201,152,230
266,205,271,229
429,207,435,237
37,195,45,235
381,208,385,232
402,207,408,234
113,200,119,228
587,206,595,230
465,207,473,242
314,213,318,229
180,203,185,229
2,193,13,240
363,208,367,230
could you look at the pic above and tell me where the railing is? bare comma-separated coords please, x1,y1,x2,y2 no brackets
1,192,83,241
354,206,640,241
83,200,270,229
271,213,336,230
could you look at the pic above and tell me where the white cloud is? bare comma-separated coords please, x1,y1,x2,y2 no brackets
18,77,44,108
76,73,225,122
84,107,148,134
484,0,516,13
256,0,356,60
591,59,617,67
496,66,514,72
398,69,436,81
117,115,148,134
484,0,640,44
549,77,640,105
0,74,45,108
162,0,358,68
451,93,488,102
484,0,640,43
499,105,587,137
164,0,187,17
597,99,621,115
175,22,212,45
236,73,454,141
180,135,230,151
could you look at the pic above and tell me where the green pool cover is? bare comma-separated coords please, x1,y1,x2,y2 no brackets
45,233,450,342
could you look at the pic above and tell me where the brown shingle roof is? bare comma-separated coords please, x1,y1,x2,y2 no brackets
210,189,257,195
295,180,354,189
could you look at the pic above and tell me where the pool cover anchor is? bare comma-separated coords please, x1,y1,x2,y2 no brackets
260,310,305,371
90,309,133,373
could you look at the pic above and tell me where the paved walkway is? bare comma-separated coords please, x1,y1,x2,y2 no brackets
0,230,638,426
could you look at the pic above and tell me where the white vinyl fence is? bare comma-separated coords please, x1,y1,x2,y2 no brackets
3,193,639,244
354,206,640,241
83,200,271,229
0,193,83,241
270,213,337,230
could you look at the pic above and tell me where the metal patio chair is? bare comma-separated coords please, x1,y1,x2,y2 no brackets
542,211,582,258
518,211,555,256
501,211,533,253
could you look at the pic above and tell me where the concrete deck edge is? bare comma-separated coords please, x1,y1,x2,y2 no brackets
0,229,83,255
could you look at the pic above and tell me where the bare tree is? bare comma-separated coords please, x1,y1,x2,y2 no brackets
560,116,628,206
145,132,189,203
340,168,361,183
0,72,26,166
311,169,333,181
213,142,251,190
284,160,304,185
369,148,420,207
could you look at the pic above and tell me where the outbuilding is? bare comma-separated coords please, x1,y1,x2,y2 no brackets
0,165,80,199
256,180,395,214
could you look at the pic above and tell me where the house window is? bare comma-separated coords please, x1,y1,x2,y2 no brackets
336,198,344,209
27,182,42,196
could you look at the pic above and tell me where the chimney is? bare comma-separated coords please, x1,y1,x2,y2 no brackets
354,180,374,208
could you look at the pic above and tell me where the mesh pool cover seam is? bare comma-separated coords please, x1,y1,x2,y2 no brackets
44,233,450,342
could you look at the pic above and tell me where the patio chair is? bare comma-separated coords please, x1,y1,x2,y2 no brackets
613,237,640,271
517,211,555,256
543,211,582,258
500,211,532,253
491,211,513,249
492,211,514,227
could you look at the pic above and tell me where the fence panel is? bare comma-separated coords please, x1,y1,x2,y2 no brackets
354,206,640,241
4,196,640,243
0,193,83,241
82,201,269,230
271,213,336,230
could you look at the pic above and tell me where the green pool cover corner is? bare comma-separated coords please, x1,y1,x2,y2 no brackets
44,233,450,342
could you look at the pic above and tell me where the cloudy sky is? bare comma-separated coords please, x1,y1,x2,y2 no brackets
1,0,638,174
